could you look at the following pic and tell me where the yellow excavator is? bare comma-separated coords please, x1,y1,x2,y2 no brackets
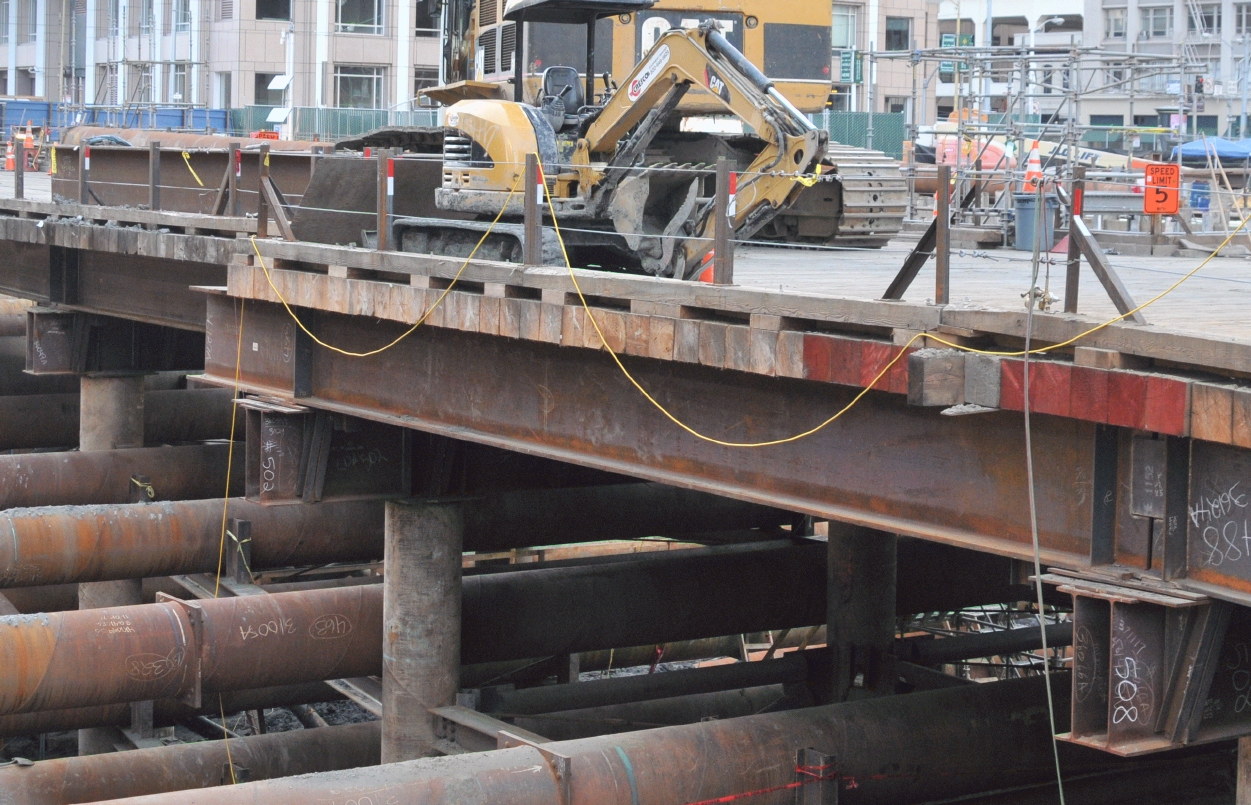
393,0,829,278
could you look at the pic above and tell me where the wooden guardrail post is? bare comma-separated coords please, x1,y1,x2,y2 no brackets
256,143,270,236
713,156,735,285
935,163,951,305
77,145,89,204
148,142,161,211
523,153,540,266
13,138,24,201
1064,166,1085,314
376,148,390,251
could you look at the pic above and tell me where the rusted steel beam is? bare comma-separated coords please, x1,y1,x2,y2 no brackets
0,443,243,509
0,482,791,588
0,497,384,588
0,683,342,737
82,676,1114,805
461,482,795,551
0,542,825,715
0,389,234,450
0,721,379,805
203,297,1097,568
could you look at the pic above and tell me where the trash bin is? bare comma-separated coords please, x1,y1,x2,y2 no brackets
1013,194,1060,252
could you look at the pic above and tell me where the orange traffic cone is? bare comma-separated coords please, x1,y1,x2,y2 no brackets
22,124,33,170
1023,140,1043,192
4,139,14,172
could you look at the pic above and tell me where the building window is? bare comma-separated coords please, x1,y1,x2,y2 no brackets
1239,3,1251,34
170,63,187,101
884,17,910,51
1104,7,1125,38
216,71,232,108
256,0,289,20
831,4,856,50
0,0,9,45
337,0,382,34
138,0,154,34
1188,2,1220,34
19,0,35,43
884,96,908,114
255,72,284,105
1140,6,1173,38
335,65,383,108
219,0,233,20
415,0,437,35
1104,63,1125,90
174,0,190,30
414,66,438,102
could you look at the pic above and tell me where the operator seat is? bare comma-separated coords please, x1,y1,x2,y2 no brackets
540,65,585,131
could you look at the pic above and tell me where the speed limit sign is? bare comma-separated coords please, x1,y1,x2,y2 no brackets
1144,163,1180,214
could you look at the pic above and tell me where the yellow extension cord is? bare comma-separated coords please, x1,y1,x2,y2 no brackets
245,155,1249,449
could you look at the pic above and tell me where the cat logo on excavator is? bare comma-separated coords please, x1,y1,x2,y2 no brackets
704,66,730,102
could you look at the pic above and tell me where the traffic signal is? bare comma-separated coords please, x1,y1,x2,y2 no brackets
1196,76,1205,95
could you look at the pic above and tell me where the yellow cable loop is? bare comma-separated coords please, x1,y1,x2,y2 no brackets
540,157,1248,448
250,178,520,358
218,693,238,784
181,151,205,187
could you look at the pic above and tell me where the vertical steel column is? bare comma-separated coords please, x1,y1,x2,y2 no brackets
1064,166,1085,313
13,138,23,200
148,142,161,211
523,153,541,266
382,500,463,762
828,523,897,701
713,157,735,285
935,163,951,305
78,373,147,755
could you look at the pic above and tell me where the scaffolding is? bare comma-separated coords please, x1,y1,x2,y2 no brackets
868,42,1219,242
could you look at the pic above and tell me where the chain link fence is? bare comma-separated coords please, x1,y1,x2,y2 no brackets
815,111,908,159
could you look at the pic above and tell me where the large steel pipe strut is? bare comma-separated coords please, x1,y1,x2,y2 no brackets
84,676,1110,805
0,389,234,450
0,444,243,510
0,498,384,588
0,683,342,738
0,721,380,805
0,542,824,715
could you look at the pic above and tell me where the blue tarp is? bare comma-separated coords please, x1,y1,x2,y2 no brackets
1171,137,1251,160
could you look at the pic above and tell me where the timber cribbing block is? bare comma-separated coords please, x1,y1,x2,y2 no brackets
908,350,965,407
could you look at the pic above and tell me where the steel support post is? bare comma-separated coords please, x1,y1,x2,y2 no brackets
523,153,541,266
78,375,144,451
713,156,734,285
1239,735,1251,805
229,143,241,217
935,163,951,305
828,523,897,701
382,500,463,762
77,373,147,755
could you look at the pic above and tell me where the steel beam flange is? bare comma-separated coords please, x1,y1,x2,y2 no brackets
155,593,204,709
500,730,572,805
795,748,839,805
